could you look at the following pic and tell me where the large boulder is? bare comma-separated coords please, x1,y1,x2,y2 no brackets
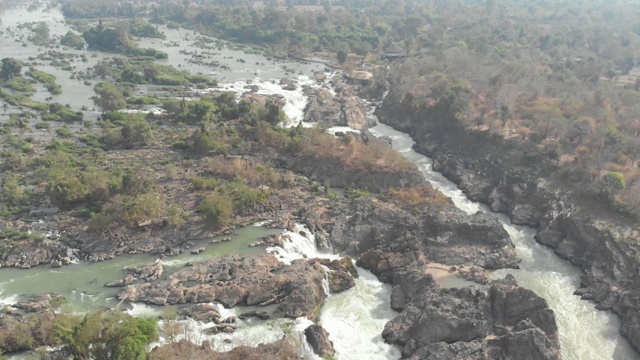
304,86,372,130
304,324,335,357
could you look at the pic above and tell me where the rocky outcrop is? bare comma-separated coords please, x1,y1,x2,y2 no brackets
118,254,356,320
0,220,68,269
105,274,136,287
370,255,560,360
304,324,335,357
14,294,65,313
284,143,426,192
105,262,164,287
304,86,373,130
311,257,358,293
310,196,519,271
180,304,223,323
128,262,164,281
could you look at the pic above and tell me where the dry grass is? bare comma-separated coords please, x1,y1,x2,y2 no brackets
386,185,451,207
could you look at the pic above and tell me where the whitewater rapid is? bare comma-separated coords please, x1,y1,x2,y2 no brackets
267,224,401,360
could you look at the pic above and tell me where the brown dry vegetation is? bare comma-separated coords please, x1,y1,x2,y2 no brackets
301,129,413,174
386,185,452,207
149,338,300,360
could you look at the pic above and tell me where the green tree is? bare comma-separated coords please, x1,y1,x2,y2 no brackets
374,23,390,37
46,167,90,209
264,99,285,126
121,119,154,148
336,50,348,65
93,82,126,113
30,22,50,45
1,58,22,81
0,173,27,212
192,127,229,154
601,171,625,196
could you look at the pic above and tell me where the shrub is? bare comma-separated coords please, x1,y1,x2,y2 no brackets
199,192,233,228
55,127,73,138
26,68,62,94
121,192,164,225
102,119,153,149
35,122,51,130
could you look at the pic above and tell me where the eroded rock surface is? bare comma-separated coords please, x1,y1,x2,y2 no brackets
118,254,356,320
304,324,335,357
304,86,372,130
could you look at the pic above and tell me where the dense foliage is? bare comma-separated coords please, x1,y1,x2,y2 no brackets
0,310,157,360
83,21,168,59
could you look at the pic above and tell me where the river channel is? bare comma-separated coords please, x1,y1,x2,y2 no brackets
369,122,640,360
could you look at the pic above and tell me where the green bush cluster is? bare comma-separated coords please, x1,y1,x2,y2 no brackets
197,179,269,229
60,31,85,49
128,19,166,39
41,103,83,122
101,112,154,149
0,90,47,111
55,127,73,138
41,150,166,227
0,174,30,216
26,68,62,95
126,47,168,60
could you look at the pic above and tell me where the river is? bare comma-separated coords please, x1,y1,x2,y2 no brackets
369,122,639,360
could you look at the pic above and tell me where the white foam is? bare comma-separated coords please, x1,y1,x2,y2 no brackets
326,126,361,136
205,74,321,127
0,293,19,306
320,267,401,360
265,224,338,265
158,258,188,267
251,220,272,227
213,302,236,320
127,303,163,317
